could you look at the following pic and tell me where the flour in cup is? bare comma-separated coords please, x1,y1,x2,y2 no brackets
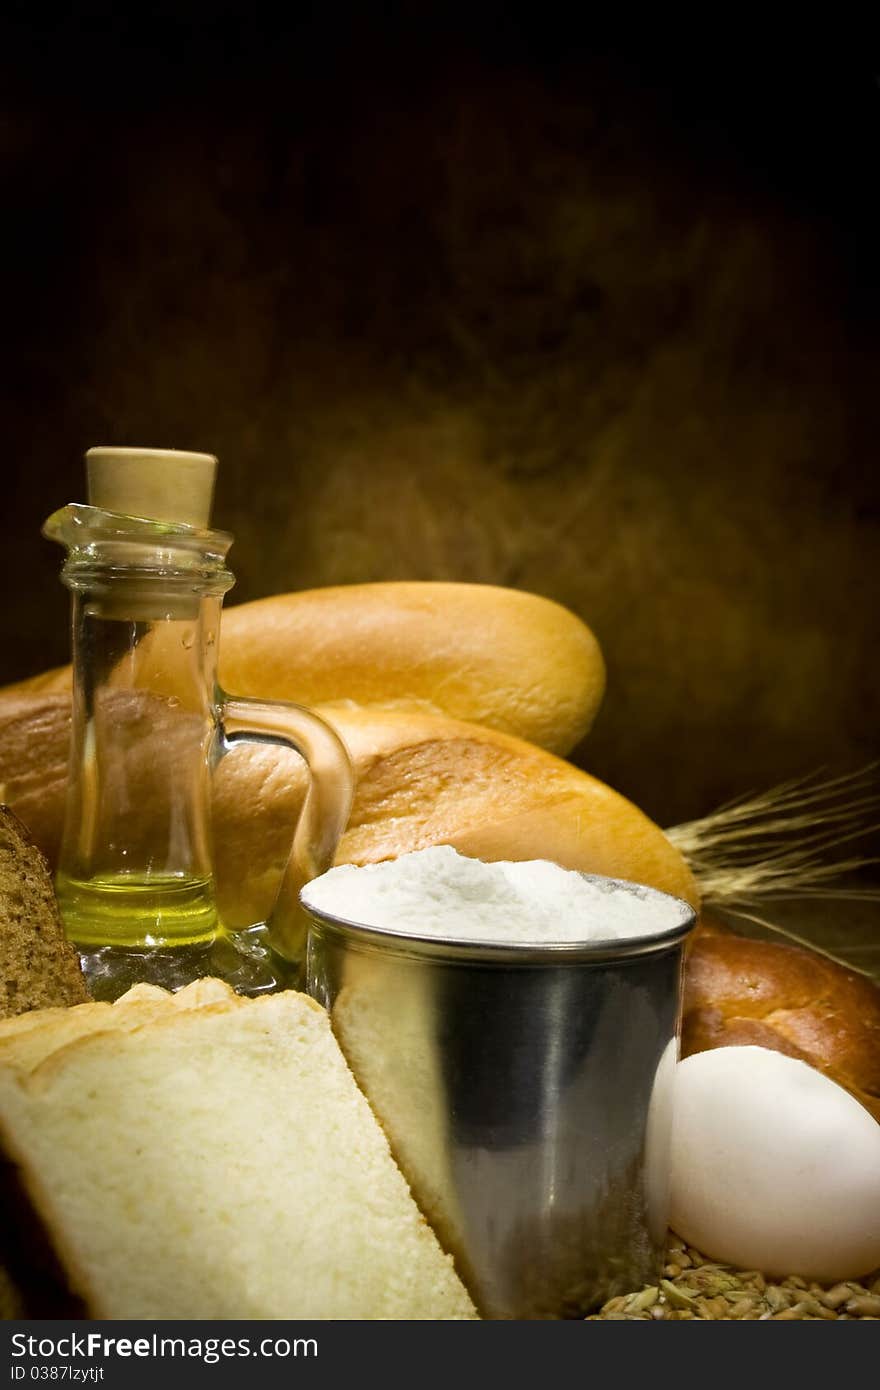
300,845,688,944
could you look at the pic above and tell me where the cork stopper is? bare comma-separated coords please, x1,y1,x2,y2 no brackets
85,447,218,529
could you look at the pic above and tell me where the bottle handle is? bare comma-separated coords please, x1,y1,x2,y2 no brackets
214,692,354,967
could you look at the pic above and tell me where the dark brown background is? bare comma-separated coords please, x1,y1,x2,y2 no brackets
2,6,879,833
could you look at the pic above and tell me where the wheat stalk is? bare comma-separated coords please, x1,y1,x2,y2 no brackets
665,765,880,967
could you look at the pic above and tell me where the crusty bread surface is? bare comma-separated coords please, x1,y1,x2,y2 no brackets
682,933,880,1122
0,690,698,927
0,807,88,1018
0,697,68,869
0,978,236,1074
0,982,478,1319
5,582,605,756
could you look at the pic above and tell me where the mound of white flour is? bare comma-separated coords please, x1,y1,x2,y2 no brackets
300,845,688,944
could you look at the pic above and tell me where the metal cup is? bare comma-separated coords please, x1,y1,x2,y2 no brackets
303,874,696,1319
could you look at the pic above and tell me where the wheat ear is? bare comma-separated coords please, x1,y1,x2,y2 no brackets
665,765,880,968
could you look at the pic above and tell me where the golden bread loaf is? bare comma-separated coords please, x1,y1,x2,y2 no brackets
682,932,880,1122
5,582,605,756
0,688,697,928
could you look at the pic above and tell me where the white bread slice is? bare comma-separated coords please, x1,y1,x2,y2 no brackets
0,987,478,1320
0,978,243,1075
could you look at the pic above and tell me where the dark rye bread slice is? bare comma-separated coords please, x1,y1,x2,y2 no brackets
0,807,88,1017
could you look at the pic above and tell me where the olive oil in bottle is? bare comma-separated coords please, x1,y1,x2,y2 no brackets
54,871,220,949
43,447,353,1000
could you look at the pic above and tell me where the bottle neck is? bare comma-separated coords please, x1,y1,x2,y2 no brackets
64,568,230,625
68,587,224,712
52,504,235,627
45,503,236,616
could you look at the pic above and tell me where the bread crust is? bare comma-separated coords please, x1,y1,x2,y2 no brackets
0,806,89,1017
682,933,880,1120
0,690,698,929
0,698,70,869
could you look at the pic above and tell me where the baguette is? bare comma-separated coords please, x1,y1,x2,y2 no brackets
0,983,478,1319
0,689,699,928
5,582,605,756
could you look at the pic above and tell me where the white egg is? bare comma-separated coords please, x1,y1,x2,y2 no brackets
669,1045,880,1281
